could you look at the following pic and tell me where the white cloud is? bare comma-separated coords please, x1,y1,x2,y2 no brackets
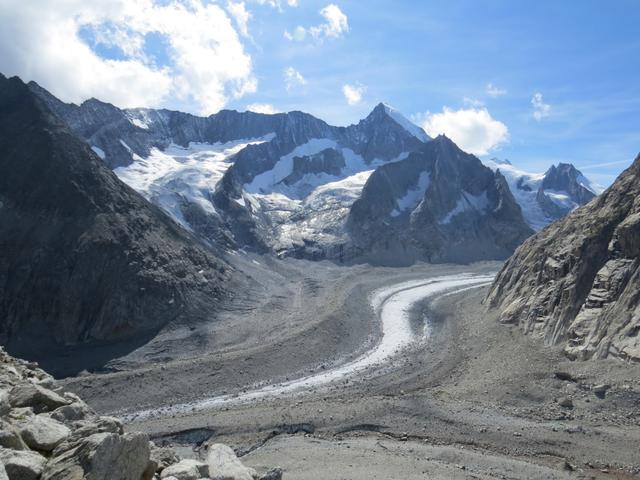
246,103,280,114
284,67,307,90
418,107,509,155
226,1,251,38
531,92,551,121
486,83,507,97
285,3,348,42
342,83,365,105
463,97,485,108
0,0,256,115
256,0,298,8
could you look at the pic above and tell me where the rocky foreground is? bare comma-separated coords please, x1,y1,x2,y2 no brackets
0,347,281,480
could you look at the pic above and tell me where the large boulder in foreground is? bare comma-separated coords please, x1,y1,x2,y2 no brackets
486,154,640,361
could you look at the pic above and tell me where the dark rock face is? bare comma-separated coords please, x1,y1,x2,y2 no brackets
281,149,346,186
486,155,640,361
0,75,230,371
536,163,597,219
347,136,533,264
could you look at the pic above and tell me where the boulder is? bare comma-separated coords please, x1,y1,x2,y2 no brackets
150,444,181,472
260,467,283,480
42,432,150,480
0,391,10,416
9,384,69,413
0,448,46,480
19,415,71,451
50,402,93,423
159,459,209,480
206,444,257,480
0,422,28,450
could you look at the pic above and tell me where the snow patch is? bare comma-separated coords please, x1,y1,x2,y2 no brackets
439,191,490,224
91,146,106,160
382,103,430,142
390,172,430,217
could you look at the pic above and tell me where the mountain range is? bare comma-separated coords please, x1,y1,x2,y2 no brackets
29,82,599,264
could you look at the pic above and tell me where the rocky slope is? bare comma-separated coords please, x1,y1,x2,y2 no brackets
347,135,534,263
486,154,640,361
484,159,602,230
0,347,281,480
0,75,230,372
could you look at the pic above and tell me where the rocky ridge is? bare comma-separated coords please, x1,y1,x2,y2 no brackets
0,74,230,374
347,135,533,263
486,154,640,361
0,347,281,480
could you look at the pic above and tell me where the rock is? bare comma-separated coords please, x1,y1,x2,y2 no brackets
150,444,181,472
19,415,71,451
260,467,283,480
486,155,640,362
50,402,93,423
206,443,257,480
159,459,209,480
0,448,46,480
0,421,28,450
9,384,69,413
0,390,10,415
42,432,150,480
557,397,574,409
592,384,611,397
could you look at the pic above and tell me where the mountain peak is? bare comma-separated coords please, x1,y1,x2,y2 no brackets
366,102,430,143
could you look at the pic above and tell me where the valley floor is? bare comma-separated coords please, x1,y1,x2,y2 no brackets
59,258,640,479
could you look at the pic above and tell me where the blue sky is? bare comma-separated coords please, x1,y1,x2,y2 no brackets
1,0,639,185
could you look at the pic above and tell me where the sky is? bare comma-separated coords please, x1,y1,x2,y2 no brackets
0,0,638,186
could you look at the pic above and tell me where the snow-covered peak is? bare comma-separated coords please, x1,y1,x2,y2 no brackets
379,103,430,143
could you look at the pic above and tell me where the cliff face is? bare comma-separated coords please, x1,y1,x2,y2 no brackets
0,75,230,369
486,155,640,362
347,136,533,264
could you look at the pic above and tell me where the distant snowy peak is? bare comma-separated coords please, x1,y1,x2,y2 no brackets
380,103,430,142
484,159,601,231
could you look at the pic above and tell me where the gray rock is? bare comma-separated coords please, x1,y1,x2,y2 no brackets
0,448,46,480
9,384,69,413
0,426,27,451
260,467,283,480
42,432,150,480
150,444,181,472
0,391,10,416
557,397,574,409
206,443,257,480
159,459,209,480
19,415,71,451
486,155,640,362
50,402,93,423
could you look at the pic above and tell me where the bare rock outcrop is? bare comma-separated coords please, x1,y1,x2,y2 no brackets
0,348,282,479
486,154,640,361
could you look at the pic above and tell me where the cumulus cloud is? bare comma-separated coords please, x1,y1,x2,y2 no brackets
486,83,507,97
342,83,365,105
246,103,280,114
284,67,307,90
285,4,348,42
226,1,251,38
418,107,509,155
0,0,256,115
531,92,551,121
